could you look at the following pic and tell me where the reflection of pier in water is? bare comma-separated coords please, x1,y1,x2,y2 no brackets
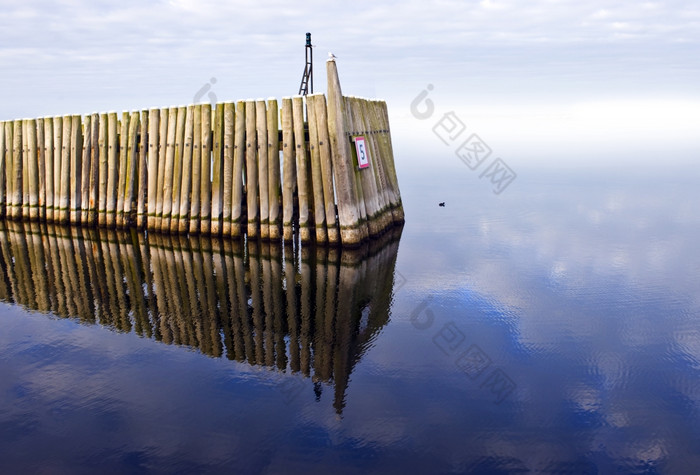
0,222,402,413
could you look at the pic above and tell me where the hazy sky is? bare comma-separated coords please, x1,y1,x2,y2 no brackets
1,0,698,165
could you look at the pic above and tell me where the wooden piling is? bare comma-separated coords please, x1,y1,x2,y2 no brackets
222,102,235,236
177,105,194,234
87,114,100,226
188,105,202,235
160,107,177,232
36,118,46,222
245,100,258,238
375,101,404,223
68,115,82,224
0,123,5,218
97,114,108,227
52,117,62,224
116,112,128,228
2,123,11,219
155,108,169,232
137,110,148,229
347,97,382,237
124,111,140,227
230,101,245,237
11,120,23,220
22,120,29,219
311,94,339,244
79,115,92,224
210,103,224,235
363,100,395,227
266,98,281,240
256,99,270,240
306,95,328,243
106,112,118,228
325,59,365,246
43,119,53,223
24,119,39,221
199,103,212,235
170,106,186,234
146,109,160,230
292,96,312,243
281,98,295,242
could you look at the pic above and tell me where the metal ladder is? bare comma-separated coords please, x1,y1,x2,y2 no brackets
298,33,313,95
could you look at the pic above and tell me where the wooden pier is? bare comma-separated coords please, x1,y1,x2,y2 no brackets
0,60,404,247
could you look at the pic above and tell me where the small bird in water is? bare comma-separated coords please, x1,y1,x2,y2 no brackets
328,52,338,60
439,202,445,207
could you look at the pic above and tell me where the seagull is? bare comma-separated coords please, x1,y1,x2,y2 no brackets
328,52,338,60
439,202,445,207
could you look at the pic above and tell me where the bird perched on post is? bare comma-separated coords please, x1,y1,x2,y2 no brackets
328,52,338,61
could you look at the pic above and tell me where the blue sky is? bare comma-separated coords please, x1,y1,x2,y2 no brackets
1,0,698,166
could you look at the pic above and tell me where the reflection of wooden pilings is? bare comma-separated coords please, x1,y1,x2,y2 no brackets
0,208,403,415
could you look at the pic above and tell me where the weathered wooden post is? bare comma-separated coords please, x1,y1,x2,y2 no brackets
230,101,246,237
177,105,194,234
136,110,148,229
169,106,186,234
375,101,404,223
36,118,46,222
105,112,119,228
79,115,92,224
124,111,140,227
11,119,23,221
160,107,177,232
43,118,54,223
146,108,160,231
0,122,5,218
116,112,129,228
245,100,258,238
189,105,202,235
199,103,212,235
256,99,270,240
69,115,83,224
311,94,339,244
155,108,169,232
222,102,235,236
281,98,295,242
306,95,328,243
52,116,63,224
211,103,224,235
88,113,100,226
292,96,313,243
266,98,281,240
325,59,366,246
26,119,39,221
97,114,108,227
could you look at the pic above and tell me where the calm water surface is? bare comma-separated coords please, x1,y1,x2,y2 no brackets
1,165,699,474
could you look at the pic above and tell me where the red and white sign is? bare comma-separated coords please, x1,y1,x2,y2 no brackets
354,136,370,169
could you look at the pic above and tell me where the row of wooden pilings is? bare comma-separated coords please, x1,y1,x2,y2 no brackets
0,61,403,247
0,220,401,413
